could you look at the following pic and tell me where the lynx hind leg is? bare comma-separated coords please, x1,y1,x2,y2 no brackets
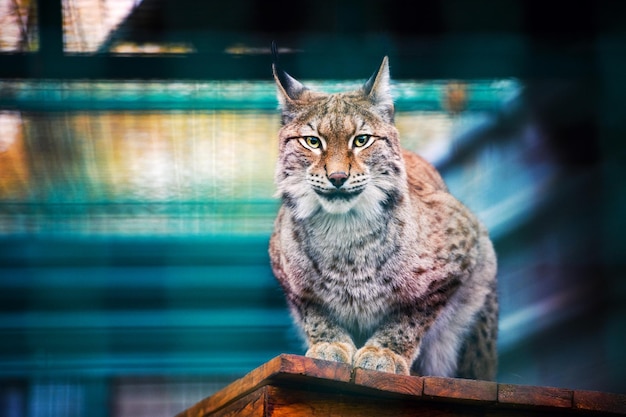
456,284,499,380
306,341,356,365
415,241,498,379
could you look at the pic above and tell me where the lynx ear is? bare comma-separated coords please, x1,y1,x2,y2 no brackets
273,63,307,107
363,56,394,122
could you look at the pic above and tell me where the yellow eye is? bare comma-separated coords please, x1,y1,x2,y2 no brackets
304,136,321,149
353,134,371,148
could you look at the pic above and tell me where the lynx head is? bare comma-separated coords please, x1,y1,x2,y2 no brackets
273,57,407,219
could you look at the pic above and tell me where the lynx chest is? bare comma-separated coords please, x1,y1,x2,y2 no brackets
292,213,408,332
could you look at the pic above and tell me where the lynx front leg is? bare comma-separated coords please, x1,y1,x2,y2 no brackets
353,346,411,374
354,312,429,375
307,341,357,364
297,303,357,365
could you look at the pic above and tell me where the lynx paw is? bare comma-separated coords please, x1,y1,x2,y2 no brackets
306,341,356,364
354,346,410,375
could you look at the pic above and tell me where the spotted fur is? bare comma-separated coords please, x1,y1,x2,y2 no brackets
269,57,498,379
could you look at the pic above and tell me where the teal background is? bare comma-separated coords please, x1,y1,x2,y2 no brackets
1,0,626,416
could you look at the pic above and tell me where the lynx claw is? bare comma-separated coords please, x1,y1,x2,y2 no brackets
306,341,356,364
354,346,410,375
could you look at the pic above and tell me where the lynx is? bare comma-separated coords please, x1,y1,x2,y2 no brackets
268,56,498,379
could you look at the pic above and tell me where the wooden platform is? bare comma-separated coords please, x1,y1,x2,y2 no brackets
175,354,626,417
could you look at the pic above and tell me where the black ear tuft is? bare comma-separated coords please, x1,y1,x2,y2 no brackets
271,41,280,67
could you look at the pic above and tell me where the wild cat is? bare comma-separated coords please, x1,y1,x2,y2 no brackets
268,56,498,380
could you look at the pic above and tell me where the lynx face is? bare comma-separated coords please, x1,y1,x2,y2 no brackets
274,59,406,218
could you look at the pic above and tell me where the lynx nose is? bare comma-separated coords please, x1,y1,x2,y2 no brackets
328,171,349,188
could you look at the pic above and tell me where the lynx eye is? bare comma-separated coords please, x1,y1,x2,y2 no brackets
353,134,373,148
300,136,321,150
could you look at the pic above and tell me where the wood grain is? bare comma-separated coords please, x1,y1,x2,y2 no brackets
574,389,626,415
498,383,572,409
423,376,497,404
210,388,266,417
174,355,351,417
352,367,424,397
275,354,352,383
174,356,281,417
265,385,471,417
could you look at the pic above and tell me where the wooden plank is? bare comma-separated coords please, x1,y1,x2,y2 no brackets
175,355,352,417
209,388,266,417
174,356,283,417
498,383,573,409
273,354,353,384
483,410,568,417
423,376,497,404
352,368,424,397
265,385,472,417
175,355,626,416
266,385,370,417
573,389,626,415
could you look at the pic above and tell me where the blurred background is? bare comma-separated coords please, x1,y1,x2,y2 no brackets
1,0,625,416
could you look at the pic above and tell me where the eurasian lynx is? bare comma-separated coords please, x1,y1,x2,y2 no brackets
269,56,498,380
